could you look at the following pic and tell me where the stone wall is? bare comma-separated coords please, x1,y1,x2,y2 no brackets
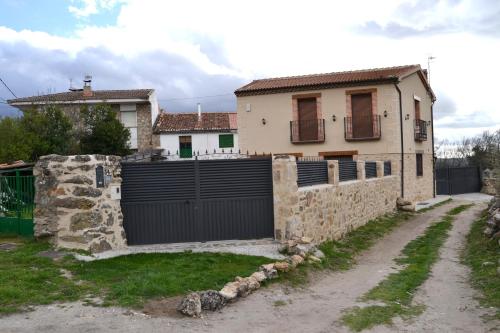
34,154,127,253
273,156,399,243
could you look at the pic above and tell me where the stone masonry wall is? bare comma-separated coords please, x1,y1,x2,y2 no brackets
34,154,127,253
273,156,399,243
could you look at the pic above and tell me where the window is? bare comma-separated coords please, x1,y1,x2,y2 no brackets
414,99,421,120
416,153,423,176
120,104,138,149
179,136,192,158
219,134,234,148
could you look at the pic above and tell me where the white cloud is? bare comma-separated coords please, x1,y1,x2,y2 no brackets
1,0,499,139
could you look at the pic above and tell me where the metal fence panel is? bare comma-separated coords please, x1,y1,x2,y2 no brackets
121,158,274,245
297,161,328,187
365,161,377,179
0,174,34,236
436,166,481,195
339,161,358,182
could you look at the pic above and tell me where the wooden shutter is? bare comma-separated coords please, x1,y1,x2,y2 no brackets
351,93,373,138
219,134,234,148
414,99,421,120
297,98,318,141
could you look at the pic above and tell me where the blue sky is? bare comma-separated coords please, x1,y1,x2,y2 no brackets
1,0,499,141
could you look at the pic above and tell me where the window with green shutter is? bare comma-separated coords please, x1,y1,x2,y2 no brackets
219,134,234,148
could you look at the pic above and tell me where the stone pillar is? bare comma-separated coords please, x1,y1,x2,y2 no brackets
376,161,384,178
34,154,127,253
272,155,299,241
327,160,339,185
357,160,366,181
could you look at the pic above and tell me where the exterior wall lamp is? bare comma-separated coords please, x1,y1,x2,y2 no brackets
332,115,336,122
383,110,388,118
262,118,267,125
405,114,410,120
427,120,431,126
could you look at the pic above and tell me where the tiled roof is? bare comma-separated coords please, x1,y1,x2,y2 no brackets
154,112,238,134
8,89,154,104
235,65,429,96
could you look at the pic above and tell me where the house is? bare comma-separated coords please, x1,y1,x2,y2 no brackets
235,64,436,202
153,107,238,159
7,76,160,152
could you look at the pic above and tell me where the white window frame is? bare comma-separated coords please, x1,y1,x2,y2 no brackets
120,104,138,149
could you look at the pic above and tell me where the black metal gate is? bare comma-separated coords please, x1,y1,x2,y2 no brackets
436,166,481,195
121,158,274,245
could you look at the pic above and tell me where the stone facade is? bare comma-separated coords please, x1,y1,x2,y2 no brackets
33,154,127,253
273,156,399,243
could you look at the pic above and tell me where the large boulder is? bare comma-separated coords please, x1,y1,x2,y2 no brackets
219,281,239,300
396,197,412,206
177,292,201,317
259,263,278,279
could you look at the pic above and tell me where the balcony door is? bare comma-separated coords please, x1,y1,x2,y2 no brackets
298,98,318,141
351,93,373,139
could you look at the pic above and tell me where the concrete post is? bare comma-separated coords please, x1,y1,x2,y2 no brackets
327,160,339,185
357,160,366,181
376,161,384,178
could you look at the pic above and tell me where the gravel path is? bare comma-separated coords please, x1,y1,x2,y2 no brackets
1,200,496,333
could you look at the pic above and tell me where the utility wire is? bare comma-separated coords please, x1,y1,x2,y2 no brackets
157,93,233,102
0,77,17,99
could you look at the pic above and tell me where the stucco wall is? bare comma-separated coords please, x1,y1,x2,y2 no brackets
159,132,239,158
33,154,127,253
273,156,399,243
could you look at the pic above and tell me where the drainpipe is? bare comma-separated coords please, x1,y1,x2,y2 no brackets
431,102,436,197
394,83,404,198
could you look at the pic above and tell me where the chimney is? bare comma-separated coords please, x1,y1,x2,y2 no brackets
197,103,202,121
83,75,93,97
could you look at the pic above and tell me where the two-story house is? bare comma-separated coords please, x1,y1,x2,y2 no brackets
235,64,436,202
7,76,160,152
153,107,238,159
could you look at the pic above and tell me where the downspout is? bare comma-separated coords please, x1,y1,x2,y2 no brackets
394,83,404,198
431,101,436,197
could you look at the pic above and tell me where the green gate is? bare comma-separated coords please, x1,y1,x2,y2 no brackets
0,172,35,236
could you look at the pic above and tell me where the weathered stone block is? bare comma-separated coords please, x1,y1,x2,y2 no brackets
70,211,103,231
54,197,95,210
63,175,93,185
73,186,102,198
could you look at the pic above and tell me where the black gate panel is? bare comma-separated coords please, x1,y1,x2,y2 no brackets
121,158,274,245
436,166,480,195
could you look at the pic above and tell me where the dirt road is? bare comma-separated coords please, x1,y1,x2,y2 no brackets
1,200,497,333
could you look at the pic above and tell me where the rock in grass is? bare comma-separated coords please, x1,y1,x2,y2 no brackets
219,282,239,300
312,249,325,259
177,292,201,317
260,263,278,279
290,255,304,267
308,255,322,263
299,236,313,244
397,197,412,206
250,271,267,282
199,290,226,311
274,261,290,272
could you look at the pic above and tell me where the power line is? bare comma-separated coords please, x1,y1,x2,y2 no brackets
0,77,17,99
157,93,234,102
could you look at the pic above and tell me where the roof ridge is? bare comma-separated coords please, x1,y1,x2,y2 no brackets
247,64,421,83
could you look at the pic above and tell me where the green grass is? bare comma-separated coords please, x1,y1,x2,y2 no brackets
0,236,83,315
462,211,500,320
0,235,271,314
341,204,473,332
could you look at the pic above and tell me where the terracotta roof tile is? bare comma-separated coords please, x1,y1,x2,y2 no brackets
235,65,425,96
154,112,237,133
8,89,154,104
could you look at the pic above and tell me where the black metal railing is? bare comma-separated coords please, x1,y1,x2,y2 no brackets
339,160,357,182
384,161,392,176
344,115,381,141
290,119,325,143
297,160,328,187
414,119,428,141
365,161,377,178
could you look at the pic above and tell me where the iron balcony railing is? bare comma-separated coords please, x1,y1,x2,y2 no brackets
344,115,381,141
290,119,325,144
414,119,428,141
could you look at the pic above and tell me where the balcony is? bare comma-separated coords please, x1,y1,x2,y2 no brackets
290,119,325,144
344,115,381,141
414,119,428,141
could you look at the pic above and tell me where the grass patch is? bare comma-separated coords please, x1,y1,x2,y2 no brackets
417,198,452,213
341,204,473,332
273,300,287,307
462,211,500,320
0,234,272,313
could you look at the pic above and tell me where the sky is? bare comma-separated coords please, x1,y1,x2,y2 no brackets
0,0,499,141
